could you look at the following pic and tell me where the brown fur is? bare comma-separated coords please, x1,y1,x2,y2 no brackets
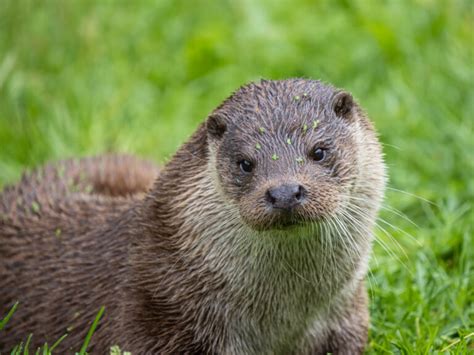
0,155,159,352
0,79,386,354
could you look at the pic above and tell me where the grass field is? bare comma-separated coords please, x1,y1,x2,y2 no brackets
0,0,473,353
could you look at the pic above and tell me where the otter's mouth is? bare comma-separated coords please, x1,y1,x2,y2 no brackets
248,210,313,232
270,216,306,230
242,206,327,233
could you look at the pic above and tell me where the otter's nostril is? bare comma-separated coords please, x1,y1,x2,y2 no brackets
266,190,277,205
295,185,306,202
295,186,302,201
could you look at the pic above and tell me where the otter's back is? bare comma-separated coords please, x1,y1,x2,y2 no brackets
0,155,158,351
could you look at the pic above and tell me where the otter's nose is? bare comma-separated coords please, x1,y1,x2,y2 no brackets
266,184,307,210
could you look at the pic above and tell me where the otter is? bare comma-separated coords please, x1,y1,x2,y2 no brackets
0,79,386,354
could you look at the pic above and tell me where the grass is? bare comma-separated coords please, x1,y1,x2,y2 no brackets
0,302,18,332
78,306,104,355
0,0,472,353
1,303,84,354
1,305,124,355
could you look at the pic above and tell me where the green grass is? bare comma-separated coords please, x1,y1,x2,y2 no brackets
0,302,18,331
0,0,472,353
1,305,123,355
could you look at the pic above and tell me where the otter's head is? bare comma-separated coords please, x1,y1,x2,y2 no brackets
206,79,385,232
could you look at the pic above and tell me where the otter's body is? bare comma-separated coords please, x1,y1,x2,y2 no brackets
1,79,386,354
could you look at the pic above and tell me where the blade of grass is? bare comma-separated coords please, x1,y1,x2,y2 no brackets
440,332,474,352
49,333,68,352
11,341,23,355
0,301,19,330
41,344,49,355
78,306,105,355
24,333,33,355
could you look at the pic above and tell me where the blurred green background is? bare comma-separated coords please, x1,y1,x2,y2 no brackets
0,0,472,353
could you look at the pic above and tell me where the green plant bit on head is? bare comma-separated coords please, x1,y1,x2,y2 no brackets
296,157,304,164
286,138,292,145
294,95,300,101
259,127,265,134
272,154,279,161
302,124,308,134
302,93,308,98
55,228,62,237
31,201,40,213
255,143,261,150
313,119,320,129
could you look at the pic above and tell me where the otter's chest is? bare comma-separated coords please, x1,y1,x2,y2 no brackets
195,224,359,353
214,246,340,353
220,272,331,354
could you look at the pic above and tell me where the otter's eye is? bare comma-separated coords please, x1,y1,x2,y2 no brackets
239,160,254,173
312,148,326,162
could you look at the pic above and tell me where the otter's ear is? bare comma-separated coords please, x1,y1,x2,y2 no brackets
207,114,227,139
332,91,354,119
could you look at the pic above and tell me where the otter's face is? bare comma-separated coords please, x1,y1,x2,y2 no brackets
206,79,381,231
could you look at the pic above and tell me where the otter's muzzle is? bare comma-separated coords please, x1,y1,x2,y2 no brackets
265,183,307,211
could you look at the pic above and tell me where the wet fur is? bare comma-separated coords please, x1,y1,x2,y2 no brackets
0,155,159,352
0,79,385,354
